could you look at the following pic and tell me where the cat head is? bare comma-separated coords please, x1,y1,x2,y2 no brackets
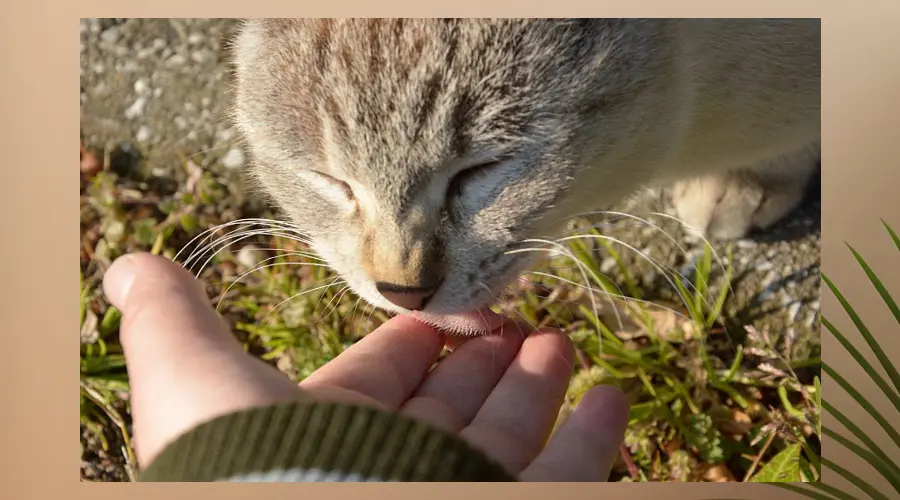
230,18,676,334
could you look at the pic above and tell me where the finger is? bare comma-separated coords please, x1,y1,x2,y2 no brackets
299,314,446,409
103,253,302,466
458,328,575,475
519,385,630,482
399,321,529,432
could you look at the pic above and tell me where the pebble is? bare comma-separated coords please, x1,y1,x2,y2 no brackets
166,54,187,67
191,50,212,64
221,148,246,169
188,32,205,45
786,301,802,324
136,125,153,142
133,78,150,95
124,96,148,119
100,26,122,44
236,245,266,270
216,128,236,142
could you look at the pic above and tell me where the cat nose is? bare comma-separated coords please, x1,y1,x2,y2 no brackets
375,282,438,311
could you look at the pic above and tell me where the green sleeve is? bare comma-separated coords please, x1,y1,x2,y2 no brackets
137,400,517,482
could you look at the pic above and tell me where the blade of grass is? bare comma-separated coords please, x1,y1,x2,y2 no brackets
822,363,900,447
822,456,891,500
722,345,744,383
841,245,900,389
821,400,897,476
883,219,900,253
808,481,876,500
822,317,900,414
822,427,900,492
770,482,843,500
822,273,900,403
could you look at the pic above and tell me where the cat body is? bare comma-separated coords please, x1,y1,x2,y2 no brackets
231,18,820,334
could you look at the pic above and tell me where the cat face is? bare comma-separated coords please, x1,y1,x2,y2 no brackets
231,18,677,334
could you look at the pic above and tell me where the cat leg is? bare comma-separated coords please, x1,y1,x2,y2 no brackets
671,144,819,240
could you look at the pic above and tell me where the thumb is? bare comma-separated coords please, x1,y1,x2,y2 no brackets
103,252,301,467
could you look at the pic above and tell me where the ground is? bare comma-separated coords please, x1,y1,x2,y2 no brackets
80,19,822,483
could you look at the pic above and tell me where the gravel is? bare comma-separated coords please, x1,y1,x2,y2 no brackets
79,18,821,354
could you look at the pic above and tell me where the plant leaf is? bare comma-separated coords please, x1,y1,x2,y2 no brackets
822,273,900,409
823,363,900,448
843,244,900,391
823,457,892,500
822,426,900,493
750,443,802,482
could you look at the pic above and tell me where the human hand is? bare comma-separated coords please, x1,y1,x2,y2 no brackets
103,252,630,481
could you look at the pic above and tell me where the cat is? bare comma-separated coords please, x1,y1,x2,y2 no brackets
229,18,820,335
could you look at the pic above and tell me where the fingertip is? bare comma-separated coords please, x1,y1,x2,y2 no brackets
102,253,140,310
577,384,631,435
102,252,204,312
524,326,576,366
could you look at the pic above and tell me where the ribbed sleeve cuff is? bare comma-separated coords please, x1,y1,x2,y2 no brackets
138,400,517,482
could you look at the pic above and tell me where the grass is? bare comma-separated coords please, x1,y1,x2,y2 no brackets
79,142,822,482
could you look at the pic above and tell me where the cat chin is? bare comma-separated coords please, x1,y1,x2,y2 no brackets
408,307,507,337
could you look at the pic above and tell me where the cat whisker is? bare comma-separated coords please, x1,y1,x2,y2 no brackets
553,232,712,314
178,220,312,273
522,270,690,322
552,231,735,351
260,278,347,326
647,210,737,300
184,227,314,276
321,285,354,321
213,259,334,313
175,217,307,263
506,240,620,333
574,208,735,303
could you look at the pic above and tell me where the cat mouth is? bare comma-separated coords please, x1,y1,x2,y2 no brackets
408,306,507,337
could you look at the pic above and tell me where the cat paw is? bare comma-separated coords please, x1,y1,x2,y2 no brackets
671,169,811,241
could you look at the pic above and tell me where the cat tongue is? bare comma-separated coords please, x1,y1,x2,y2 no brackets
410,306,507,336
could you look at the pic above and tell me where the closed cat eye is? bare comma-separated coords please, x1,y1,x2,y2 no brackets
447,159,504,197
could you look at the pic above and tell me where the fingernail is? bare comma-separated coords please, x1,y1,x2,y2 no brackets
103,253,139,310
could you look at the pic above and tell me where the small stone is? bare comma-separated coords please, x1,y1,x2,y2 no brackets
153,88,163,98
174,116,188,130
236,245,265,270
152,38,166,50
216,128,236,142
221,148,246,169
136,125,153,142
598,257,616,274
786,301,802,323
201,97,211,108
100,26,122,44
92,63,105,74
191,50,212,64
124,96,148,119
166,54,186,67
188,32,205,45
133,78,150,95
114,46,129,57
